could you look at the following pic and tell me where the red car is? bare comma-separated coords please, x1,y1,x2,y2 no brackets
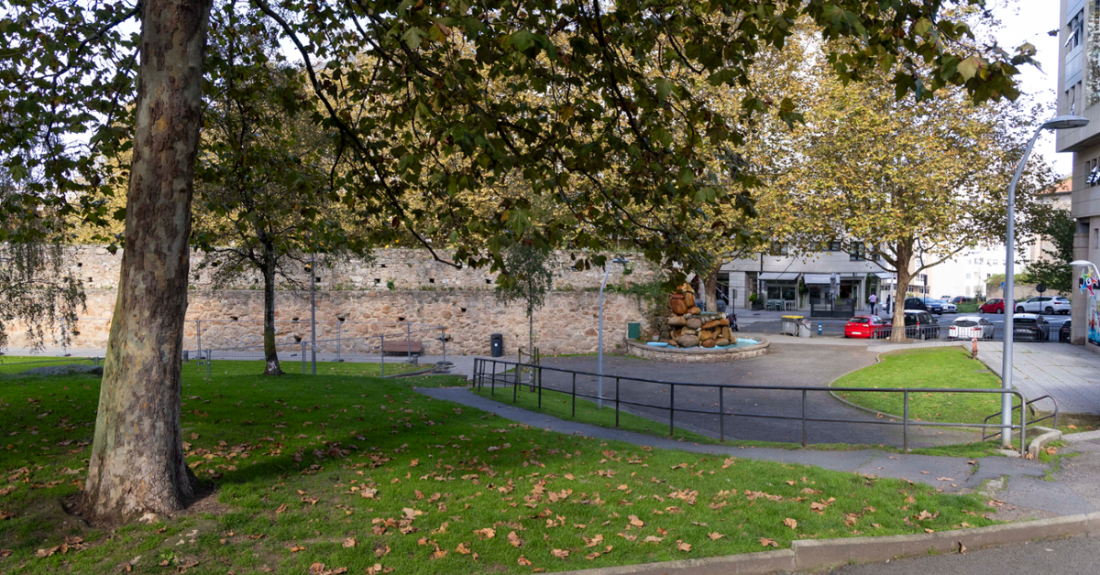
978,298,1004,314
844,315,891,339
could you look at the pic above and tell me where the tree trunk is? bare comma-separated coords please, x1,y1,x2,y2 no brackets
704,266,720,312
84,0,213,524
262,241,282,376
889,241,915,343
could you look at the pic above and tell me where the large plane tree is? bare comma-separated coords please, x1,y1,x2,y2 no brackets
1,0,1037,523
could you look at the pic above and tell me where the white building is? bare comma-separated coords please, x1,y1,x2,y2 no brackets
715,243,927,314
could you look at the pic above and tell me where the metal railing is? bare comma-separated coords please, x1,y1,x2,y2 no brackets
473,358,1034,454
983,395,1059,442
188,324,448,377
866,323,1065,343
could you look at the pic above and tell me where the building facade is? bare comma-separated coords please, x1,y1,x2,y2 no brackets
1059,0,1100,349
717,245,927,313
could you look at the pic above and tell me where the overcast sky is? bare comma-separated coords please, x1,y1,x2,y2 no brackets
995,0,1066,176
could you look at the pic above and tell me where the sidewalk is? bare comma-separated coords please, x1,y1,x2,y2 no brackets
418,386,1098,520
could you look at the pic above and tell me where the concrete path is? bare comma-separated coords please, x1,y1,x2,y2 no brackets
515,342,979,448
973,342,1100,415
417,386,1100,521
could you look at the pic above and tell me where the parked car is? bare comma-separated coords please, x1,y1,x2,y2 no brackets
904,310,940,339
844,315,892,339
1015,296,1070,315
978,298,1004,314
904,297,928,312
1060,320,1072,342
916,297,948,314
951,296,975,304
1011,314,1050,341
949,316,994,340
938,299,957,314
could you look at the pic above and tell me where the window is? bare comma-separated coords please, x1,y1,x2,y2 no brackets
850,242,866,261
825,241,842,251
965,273,971,279
1069,11,1084,51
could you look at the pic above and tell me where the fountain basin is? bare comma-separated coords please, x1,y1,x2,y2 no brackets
626,336,770,363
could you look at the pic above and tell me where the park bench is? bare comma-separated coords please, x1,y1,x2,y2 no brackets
381,339,423,356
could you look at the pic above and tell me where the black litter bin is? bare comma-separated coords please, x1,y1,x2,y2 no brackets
490,333,504,357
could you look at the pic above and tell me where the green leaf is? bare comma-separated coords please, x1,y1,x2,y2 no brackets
656,78,672,102
957,57,981,82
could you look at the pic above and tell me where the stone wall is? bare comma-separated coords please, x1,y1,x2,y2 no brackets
64,246,661,292
9,288,647,357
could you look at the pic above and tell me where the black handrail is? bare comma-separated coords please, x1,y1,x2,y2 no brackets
473,357,1031,454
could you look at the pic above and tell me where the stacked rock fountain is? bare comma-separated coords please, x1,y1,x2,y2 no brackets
666,284,735,348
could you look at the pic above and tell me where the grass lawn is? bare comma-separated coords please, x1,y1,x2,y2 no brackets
0,355,426,377
832,348,1016,427
0,359,999,574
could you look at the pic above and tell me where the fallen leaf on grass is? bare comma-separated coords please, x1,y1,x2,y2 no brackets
627,515,644,528
707,532,724,541
676,540,692,552
456,542,472,555
474,528,496,540
759,538,778,548
783,518,797,530
642,536,663,543
289,545,307,553
507,531,523,547
342,538,356,548
361,488,379,499
585,552,601,560
374,542,390,557
551,549,569,559
0,510,13,520
583,534,604,547
0,549,12,557
517,556,532,566
275,504,287,514
959,542,967,554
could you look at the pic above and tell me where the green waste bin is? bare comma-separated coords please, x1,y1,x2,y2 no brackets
627,322,641,340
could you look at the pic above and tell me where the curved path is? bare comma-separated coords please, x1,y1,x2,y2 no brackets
528,340,977,448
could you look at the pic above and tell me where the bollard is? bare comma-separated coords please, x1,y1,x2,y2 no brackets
206,349,212,378
818,323,822,336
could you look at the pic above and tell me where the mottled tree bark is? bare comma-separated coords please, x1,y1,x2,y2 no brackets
84,0,214,524
262,240,283,376
889,241,915,343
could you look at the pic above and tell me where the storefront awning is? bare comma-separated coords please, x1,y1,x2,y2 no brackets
802,274,835,284
759,272,799,281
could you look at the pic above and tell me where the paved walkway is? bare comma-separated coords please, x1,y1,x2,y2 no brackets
417,386,1100,520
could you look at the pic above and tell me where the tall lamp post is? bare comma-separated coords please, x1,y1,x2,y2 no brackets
1000,115,1088,448
598,257,629,409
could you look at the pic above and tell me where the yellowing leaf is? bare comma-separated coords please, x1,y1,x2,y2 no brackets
676,540,692,552
517,555,532,566
474,527,496,540
551,549,569,559
784,518,798,530
456,542,472,555
759,538,778,548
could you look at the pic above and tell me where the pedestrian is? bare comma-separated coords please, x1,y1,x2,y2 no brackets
885,294,892,315
868,293,878,315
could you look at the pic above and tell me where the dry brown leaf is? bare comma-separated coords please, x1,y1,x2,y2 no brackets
361,487,379,499
583,534,604,548
342,538,356,548
627,515,644,528
289,545,306,553
551,549,569,559
456,542,472,555
585,552,601,560
517,555,532,566
507,531,523,548
642,536,663,543
676,540,692,552
759,538,778,548
374,543,390,558
474,527,496,540
708,532,724,541
783,518,797,530
275,504,287,514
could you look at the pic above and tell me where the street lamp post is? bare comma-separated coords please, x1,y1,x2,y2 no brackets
598,257,629,409
1000,115,1088,448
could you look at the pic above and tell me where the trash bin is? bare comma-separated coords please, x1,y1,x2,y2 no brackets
490,333,504,357
781,315,803,336
627,322,641,340
798,320,812,338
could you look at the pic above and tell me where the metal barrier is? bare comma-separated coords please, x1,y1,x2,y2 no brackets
473,358,1033,454
983,395,1059,442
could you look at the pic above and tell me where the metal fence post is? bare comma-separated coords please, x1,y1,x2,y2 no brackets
903,391,909,452
513,366,519,404
337,320,343,363
801,390,808,448
380,335,385,377
669,384,675,437
491,361,497,396
1019,392,1027,455
571,373,576,417
615,377,620,428
196,319,201,359
719,388,725,442
537,365,542,409
206,348,212,378
301,341,307,374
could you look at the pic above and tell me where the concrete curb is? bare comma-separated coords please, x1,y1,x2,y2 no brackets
1064,429,1100,443
553,512,1100,575
1027,426,1063,459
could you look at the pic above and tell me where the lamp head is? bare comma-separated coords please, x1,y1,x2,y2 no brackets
1042,115,1089,130
611,257,629,265
1071,260,1095,267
